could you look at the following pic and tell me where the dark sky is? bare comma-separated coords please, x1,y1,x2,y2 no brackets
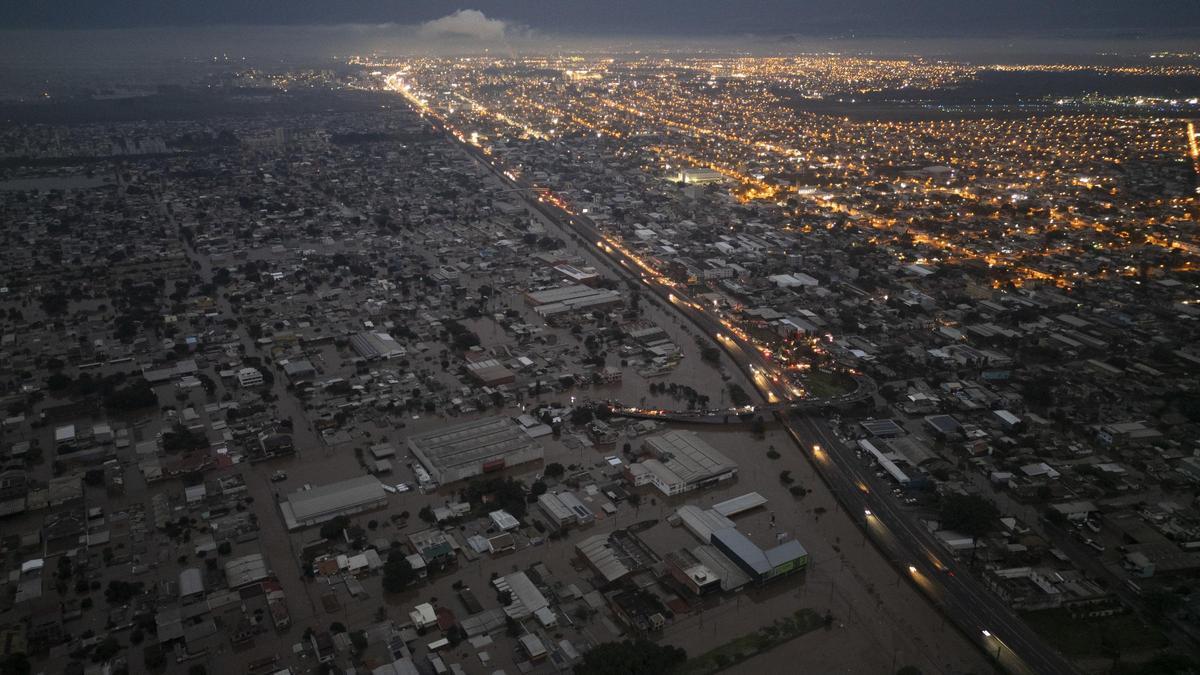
4,0,1199,35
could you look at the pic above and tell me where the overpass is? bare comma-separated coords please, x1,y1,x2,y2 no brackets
591,371,877,424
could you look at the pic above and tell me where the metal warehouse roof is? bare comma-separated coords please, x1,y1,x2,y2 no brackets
677,505,734,544
408,417,540,472
643,430,736,485
575,533,631,583
284,475,386,523
711,492,767,517
712,527,771,576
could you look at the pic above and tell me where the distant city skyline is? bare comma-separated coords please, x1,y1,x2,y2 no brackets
5,1,1200,36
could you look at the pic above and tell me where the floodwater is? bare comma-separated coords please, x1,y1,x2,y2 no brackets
0,175,111,191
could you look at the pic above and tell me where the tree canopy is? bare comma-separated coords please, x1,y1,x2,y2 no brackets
382,553,416,593
104,381,158,412
574,639,686,675
938,493,999,539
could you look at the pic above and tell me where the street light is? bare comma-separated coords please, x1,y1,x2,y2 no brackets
864,509,872,517
908,565,918,574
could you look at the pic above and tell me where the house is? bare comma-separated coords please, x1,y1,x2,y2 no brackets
311,630,336,662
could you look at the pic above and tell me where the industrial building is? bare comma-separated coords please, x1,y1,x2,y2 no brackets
576,534,632,584
675,167,727,184
465,358,516,386
575,530,659,586
553,264,600,286
282,359,317,381
711,492,767,517
537,492,576,529
524,284,622,321
710,527,808,583
556,491,594,524
407,417,543,485
350,331,406,360
279,475,388,530
224,553,270,588
634,430,737,496
664,549,722,596
492,571,550,622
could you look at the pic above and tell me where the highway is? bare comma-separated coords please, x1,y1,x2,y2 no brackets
417,110,1078,675
786,414,1078,675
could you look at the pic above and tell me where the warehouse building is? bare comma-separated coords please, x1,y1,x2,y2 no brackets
465,358,516,386
407,417,543,485
350,331,406,360
557,491,594,524
537,492,576,529
576,534,631,584
224,553,271,588
524,284,623,321
711,527,808,583
664,549,722,596
636,430,737,496
282,359,317,382
280,476,388,530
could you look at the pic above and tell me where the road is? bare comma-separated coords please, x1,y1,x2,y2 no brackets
419,114,1078,674
160,198,326,645
785,414,1079,675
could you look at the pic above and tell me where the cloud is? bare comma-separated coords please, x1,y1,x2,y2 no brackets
419,9,508,40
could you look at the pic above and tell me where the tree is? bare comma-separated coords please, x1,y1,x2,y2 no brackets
0,654,30,675
382,555,416,593
464,477,528,519
105,580,143,604
531,481,548,497
544,463,565,479
160,423,207,452
319,516,350,541
574,639,686,675
1132,653,1200,675
570,407,594,426
93,637,121,663
418,506,436,523
142,646,166,671
728,383,752,407
1143,589,1184,621
47,373,72,392
104,382,158,412
751,416,766,437
938,494,999,540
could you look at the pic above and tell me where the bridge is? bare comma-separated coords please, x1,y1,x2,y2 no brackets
592,371,877,425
